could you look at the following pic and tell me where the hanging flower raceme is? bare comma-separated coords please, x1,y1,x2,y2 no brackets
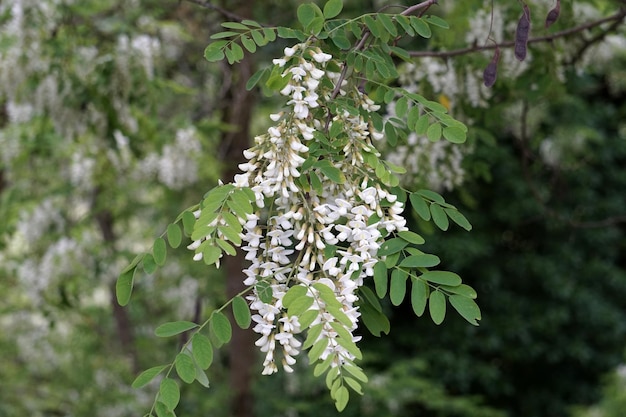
186,42,407,376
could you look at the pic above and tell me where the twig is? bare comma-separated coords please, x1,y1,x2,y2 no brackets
408,8,626,58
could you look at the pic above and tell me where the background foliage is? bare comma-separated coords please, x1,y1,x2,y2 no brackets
1,0,625,416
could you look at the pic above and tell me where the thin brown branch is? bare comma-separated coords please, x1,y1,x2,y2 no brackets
408,8,626,58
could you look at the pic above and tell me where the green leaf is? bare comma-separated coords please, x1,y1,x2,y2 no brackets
443,126,467,144
153,237,167,266
317,163,345,184
429,290,446,325
155,401,175,417
218,225,242,245
430,204,449,231
251,29,267,46
166,224,182,249
216,238,237,256
334,386,350,411
343,363,368,383
204,41,226,62
210,31,239,40
175,353,196,384
283,285,308,307
410,193,431,221
378,237,408,256
358,286,382,312
232,296,251,329
121,253,143,274
330,31,351,49
195,367,210,388
363,15,381,38
155,321,198,337
191,333,213,370
445,208,472,231
159,378,180,410
427,122,442,142
182,211,196,236
299,309,319,329
221,21,250,30
399,254,441,268
200,242,221,266
211,311,232,344
132,365,168,389
390,268,408,306
142,253,157,274
303,323,324,350
421,270,462,286
449,295,481,326
384,251,400,269
116,267,136,306
440,283,477,299
377,13,398,36
398,230,425,245
308,338,329,362
373,261,388,298
344,376,363,394
246,67,267,91
360,302,390,336
414,115,429,135
425,15,449,29
256,281,273,303
410,17,432,38
327,305,353,328
263,27,277,42
241,35,257,53
395,96,408,118
323,0,343,18
288,295,314,317
411,279,429,316
297,3,317,28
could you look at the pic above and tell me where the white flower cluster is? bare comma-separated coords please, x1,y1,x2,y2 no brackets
200,43,408,374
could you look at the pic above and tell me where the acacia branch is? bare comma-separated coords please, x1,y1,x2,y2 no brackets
408,8,626,58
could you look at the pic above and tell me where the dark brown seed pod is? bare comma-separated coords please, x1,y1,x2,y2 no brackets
545,0,560,28
515,3,531,61
483,46,500,87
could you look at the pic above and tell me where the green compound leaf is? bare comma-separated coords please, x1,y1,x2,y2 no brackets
153,237,167,266
390,268,408,306
116,266,136,306
373,261,388,298
132,364,168,389
191,333,213,370
429,290,446,325
430,204,450,231
166,223,182,249
155,321,198,338
399,254,441,268
232,296,251,329
323,0,343,19
449,295,482,326
420,270,462,286
159,378,180,410
211,311,232,344
411,279,429,316
175,352,196,384
445,208,472,231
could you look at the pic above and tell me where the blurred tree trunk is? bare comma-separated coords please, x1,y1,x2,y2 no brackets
219,2,256,416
